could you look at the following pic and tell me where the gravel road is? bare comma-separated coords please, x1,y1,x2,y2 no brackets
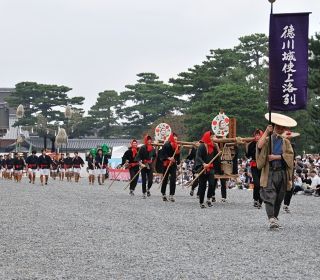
0,177,319,279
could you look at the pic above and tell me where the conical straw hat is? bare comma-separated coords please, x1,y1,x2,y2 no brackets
264,113,297,127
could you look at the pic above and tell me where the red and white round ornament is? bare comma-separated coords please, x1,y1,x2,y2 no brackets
211,112,229,137
155,123,172,141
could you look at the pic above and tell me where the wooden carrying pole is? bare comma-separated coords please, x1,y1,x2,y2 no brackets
213,137,255,144
186,151,222,188
152,142,194,149
153,137,255,148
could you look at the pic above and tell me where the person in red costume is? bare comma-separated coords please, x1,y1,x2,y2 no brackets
194,131,221,208
160,133,180,202
136,135,156,198
122,139,140,196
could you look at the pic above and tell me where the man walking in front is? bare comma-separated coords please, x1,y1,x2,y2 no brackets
257,113,295,229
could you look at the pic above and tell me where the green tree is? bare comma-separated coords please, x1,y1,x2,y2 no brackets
88,90,119,138
235,33,269,94
186,84,267,140
170,48,241,105
5,82,84,129
117,73,182,138
303,32,320,152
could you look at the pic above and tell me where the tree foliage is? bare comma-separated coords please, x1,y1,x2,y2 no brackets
88,90,119,138
170,34,269,140
117,73,183,138
5,82,84,136
186,84,267,140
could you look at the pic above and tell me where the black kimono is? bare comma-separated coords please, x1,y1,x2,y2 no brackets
160,141,180,196
122,148,140,191
136,145,156,194
195,143,220,204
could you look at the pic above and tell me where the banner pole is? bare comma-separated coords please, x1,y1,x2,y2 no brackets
268,0,274,154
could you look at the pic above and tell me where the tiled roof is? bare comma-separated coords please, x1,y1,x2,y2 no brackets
27,138,133,150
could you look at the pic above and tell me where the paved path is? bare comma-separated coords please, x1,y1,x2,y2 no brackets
0,178,319,279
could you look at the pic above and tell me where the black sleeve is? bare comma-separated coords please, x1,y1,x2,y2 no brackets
195,144,207,170
122,150,131,165
160,142,171,161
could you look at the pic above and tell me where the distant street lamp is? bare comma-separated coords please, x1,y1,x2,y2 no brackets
64,105,73,153
16,104,24,152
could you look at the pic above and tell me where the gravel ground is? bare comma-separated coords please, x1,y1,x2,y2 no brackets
0,177,319,280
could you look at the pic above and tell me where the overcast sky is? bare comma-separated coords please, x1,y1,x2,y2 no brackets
0,0,319,112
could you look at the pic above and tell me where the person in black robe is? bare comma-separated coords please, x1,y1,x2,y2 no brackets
26,150,38,184
195,131,221,208
5,154,14,180
64,153,74,182
160,133,180,202
122,139,140,196
37,149,52,186
13,153,25,182
95,149,108,185
72,151,84,183
87,153,95,185
136,135,156,198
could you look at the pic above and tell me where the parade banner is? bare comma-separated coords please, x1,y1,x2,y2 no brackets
269,13,309,111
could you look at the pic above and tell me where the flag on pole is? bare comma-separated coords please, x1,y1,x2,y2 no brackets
269,13,310,111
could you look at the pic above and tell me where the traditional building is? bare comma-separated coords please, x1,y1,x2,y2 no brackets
0,88,29,140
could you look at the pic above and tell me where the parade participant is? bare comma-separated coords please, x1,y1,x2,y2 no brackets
87,153,95,185
5,153,14,180
186,145,199,197
51,156,59,180
160,132,180,202
72,151,84,183
195,131,221,208
37,149,53,186
136,135,156,198
2,155,8,179
257,113,295,229
282,130,299,213
95,148,108,185
0,155,4,179
122,139,140,196
26,150,38,184
13,153,25,182
64,153,73,182
58,154,65,181
246,129,264,209
309,170,320,196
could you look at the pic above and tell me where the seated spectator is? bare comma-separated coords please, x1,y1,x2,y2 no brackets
310,170,320,197
303,170,320,196
293,174,304,194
